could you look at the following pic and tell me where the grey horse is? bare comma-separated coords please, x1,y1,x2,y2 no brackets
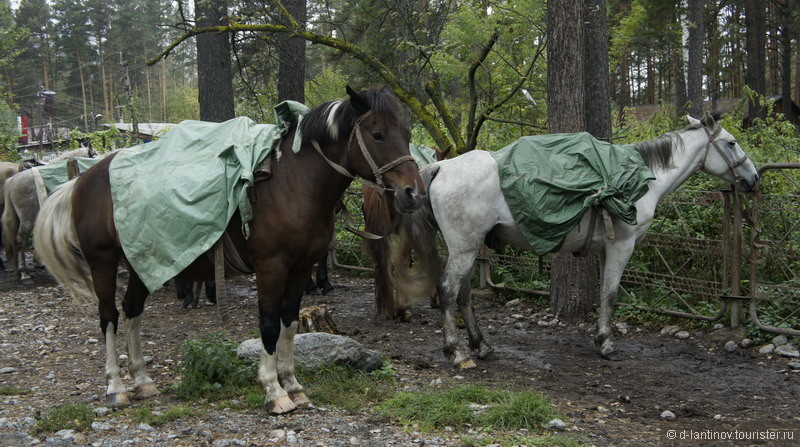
2,147,97,280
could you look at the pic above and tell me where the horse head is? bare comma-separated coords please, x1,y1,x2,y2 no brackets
342,86,426,213
690,114,759,192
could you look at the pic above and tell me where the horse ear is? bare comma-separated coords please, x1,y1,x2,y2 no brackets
346,85,371,115
686,115,701,126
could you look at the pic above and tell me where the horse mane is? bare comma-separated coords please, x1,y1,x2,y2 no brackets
47,146,97,162
633,114,721,171
299,87,401,144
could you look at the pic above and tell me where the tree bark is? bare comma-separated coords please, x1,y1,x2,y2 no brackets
195,0,235,122
548,0,594,323
744,0,766,123
686,0,704,118
277,0,307,103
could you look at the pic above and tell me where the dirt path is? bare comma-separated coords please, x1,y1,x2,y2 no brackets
1,267,799,446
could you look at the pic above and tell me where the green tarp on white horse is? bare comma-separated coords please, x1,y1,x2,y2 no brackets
490,132,655,255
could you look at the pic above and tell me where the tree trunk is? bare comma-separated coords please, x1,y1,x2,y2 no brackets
777,0,793,124
277,0,307,103
686,0,704,118
195,0,235,122
744,0,766,123
548,0,593,323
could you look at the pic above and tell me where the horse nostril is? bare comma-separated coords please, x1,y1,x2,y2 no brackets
404,186,417,202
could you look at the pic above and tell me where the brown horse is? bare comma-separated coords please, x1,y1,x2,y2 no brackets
363,147,447,320
33,86,425,414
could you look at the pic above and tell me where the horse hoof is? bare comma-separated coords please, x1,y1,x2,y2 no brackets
601,350,622,361
289,391,311,407
397,309,413,322
266,395,298,415
456,358,477,369
134,383,160,399
477,349,496,361
106,392,131,407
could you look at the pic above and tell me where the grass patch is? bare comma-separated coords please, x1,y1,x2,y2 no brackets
172,332,257,401
461,433,585,447
129,405,198,426
31,402,94,434
297,361,397,413
377,384,559,432
0,385,32,395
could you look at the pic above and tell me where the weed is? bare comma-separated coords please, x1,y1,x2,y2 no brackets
377,384,560,433
173,332,256,401
0,385,32,395
31,402,94,434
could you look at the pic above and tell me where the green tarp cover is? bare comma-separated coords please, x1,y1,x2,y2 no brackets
490,132,655,255
409,144,437,167
37,157,101,194
109,102,308,293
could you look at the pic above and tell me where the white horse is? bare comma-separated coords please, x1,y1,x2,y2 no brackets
2,146,97,281
398,116,760,368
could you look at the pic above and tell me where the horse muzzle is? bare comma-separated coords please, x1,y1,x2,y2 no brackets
394,185,426,213
739,172,760,193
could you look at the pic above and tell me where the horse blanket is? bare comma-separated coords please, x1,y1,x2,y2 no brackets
490,132,655,255
109,101,308,293
34,157,101,202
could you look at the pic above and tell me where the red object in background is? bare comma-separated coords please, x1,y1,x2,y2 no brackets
17,115,29,144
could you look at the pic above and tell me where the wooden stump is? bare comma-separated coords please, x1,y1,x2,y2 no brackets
299,305,338,334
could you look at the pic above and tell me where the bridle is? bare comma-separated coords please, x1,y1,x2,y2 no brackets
311,110,416,196
702,126,750,183
311,109,417,240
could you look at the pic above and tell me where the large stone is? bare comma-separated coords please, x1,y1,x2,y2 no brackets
774,344,800,358
237,333,383,372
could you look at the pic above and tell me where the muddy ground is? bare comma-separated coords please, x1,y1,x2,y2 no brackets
1,265,799,446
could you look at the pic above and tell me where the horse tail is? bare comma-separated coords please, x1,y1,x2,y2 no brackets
33,179,96,305
387,162,442,306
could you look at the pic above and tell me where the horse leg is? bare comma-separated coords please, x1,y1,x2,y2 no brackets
93,267,129,406
315,251,335,295
255,262,302,414
439,250,481,369
1,203,20,281
275,276,310,407
15,213,36,281
595,245,633,361
122,273,159,399
456,276,495,361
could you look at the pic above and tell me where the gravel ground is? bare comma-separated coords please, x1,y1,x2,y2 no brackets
2,266,800,446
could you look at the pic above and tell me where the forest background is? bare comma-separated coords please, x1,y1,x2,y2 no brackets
0,0,798,160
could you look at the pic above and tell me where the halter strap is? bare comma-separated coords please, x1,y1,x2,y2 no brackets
312,110,416,195
702,126,749,182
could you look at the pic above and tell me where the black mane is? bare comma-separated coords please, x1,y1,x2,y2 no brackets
299,87,401,144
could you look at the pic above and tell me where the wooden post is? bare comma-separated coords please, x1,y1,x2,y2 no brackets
66,158,79,179
214,239,229,323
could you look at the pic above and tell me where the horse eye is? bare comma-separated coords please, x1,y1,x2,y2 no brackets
372,132,384,141
728,140,736,147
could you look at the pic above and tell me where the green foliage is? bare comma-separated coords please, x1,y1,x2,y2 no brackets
173,332,256,401
31,402,94,434
297,362,397,413
129,405,197,427
0,385,32,395
65,126,132,154
165,84,200,123
377,384,559,432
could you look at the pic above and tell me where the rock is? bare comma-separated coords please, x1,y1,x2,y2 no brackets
772,335,788,347
237,333,383,372
0,367,17,374
713,323,724,330
547,418,567,431
774,344,800,358
740,338,753,348
758,343,775,355
660,410,676,420
724,341,737,352
714,414,723,421
661,325,681,336
674,331,691,340
787,360,800,370
504,299,520,308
